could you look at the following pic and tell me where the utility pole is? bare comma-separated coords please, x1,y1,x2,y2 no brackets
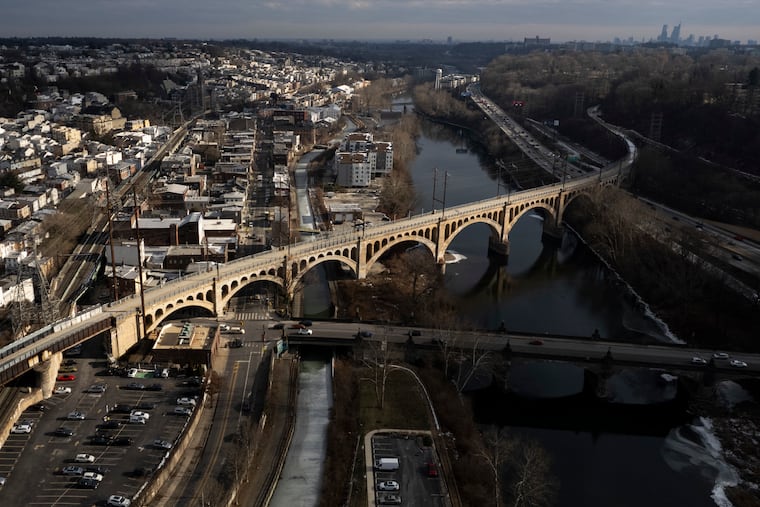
105,178,119,301
133,189,147,339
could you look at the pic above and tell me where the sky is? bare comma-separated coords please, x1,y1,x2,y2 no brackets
2,0,759,44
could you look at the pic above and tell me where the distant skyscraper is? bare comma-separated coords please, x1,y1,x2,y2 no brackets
659,24,668,42
670,23,681,44
447,36,453,45
434,69,442,90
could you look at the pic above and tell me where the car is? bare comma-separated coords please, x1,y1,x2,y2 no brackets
90,435,112,445
98,420,123,429
107,495,132,507
298,319,313,327
378,494,402,505
77,477,100,489
529,339,544,345
153,439,172,450
111,404,133,414
130,410,150,419
0,476,5,487
63,359,77,366
82,472,103,482
219,324,231,332
270,323,285,330
54,386,72,395
691,357,708,365
136,401,157,410
297,328,313,335
67,411,86,420
59,366,78,373
124,382,145,390
731,253,743,261
426,462,439,477
358,330,372,338
53,427,74,437
146,383,163,391
56,374,76,382
377,480,400,491
10,423,32,434
30,403,46,411
730,360,749,368
408,330,422,337
84,466,109,475
75,453,95,463
62,466,84,476
111,436,133,446
177,397,197,406
713,352,730,360
85,384,107,393
173,406,192,416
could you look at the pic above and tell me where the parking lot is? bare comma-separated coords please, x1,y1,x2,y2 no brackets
370,432,445,506
0,338,201,506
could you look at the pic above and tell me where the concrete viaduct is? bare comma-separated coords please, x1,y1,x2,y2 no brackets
0,159,629,389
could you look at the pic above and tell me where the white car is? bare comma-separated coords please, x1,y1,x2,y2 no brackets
75,453,95,463
107,495,131,507
54,386,72,395
85,384,107,393
10,423,32,434
67,411,86,420
297,328,313,335
176,397,197,406
377,480,400,491
691,357,707,365
82,472,103,482
173,406,192,416
129,410,150,420
713,352,730,360
730,360,748,368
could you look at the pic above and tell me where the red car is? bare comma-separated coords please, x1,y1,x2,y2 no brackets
426,462,439,477
529,339,544,346
56,374,76,382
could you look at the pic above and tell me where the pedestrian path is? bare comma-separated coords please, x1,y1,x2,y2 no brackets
233,310,270,321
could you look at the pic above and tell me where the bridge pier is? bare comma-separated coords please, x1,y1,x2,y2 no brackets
541,221,564,244
487,236,510,263
34,352,63,398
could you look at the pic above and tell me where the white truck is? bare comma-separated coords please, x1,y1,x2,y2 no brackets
374,457,400,471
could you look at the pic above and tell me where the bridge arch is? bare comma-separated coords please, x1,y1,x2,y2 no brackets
509,201,558,231
291,255,357,289
439,215,501,254
364,235,438,274
145,299,215,334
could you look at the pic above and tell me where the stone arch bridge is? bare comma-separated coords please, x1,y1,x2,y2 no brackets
0,165,626,385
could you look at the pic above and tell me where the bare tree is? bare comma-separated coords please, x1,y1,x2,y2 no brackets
360,336,392,409
508,439,558,507
477,426,515,507
452,336,491,394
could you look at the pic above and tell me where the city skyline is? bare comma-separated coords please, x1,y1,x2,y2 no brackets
1,0,758,45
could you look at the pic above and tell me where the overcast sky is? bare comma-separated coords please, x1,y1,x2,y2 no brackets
3,0,758,43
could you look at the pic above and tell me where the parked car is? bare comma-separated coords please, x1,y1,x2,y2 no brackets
63,359,77,366
53,427,74,437
61,466,84,476
377,480,400,491
75,453,95,463
130,410,150,420
298,319,313,327
10,423,32,434
84,466,109,475
85,384,107,393
426,462,439,477
378,494,402,505
146,383,163,391
77,477,100,489
153,439,172,450
358,330,372,338
124,382,145,390
111,404,133,414
177,397,197,406
107,495,132,507
54,386,72,395
173,406,192,416
98,420,123,430
270,323,284,330
529,339,544,345
90,435,112,445
67,411,86,420
56,374,76,382
111,436,133,446
30,403,46,412
82,472,103,482
59,366,78,373
136,401,157,410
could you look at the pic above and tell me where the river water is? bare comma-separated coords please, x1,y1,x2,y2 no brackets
401,110,729,507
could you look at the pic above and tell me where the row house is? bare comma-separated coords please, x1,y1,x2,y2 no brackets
0,200,32,223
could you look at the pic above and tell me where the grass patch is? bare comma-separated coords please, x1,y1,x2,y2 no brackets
358,366,431,431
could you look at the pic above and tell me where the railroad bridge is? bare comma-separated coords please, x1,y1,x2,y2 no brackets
0,167,625,386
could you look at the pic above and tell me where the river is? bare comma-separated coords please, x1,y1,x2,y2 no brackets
401,108,730,507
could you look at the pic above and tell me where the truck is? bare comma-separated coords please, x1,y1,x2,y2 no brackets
374,457,400,471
